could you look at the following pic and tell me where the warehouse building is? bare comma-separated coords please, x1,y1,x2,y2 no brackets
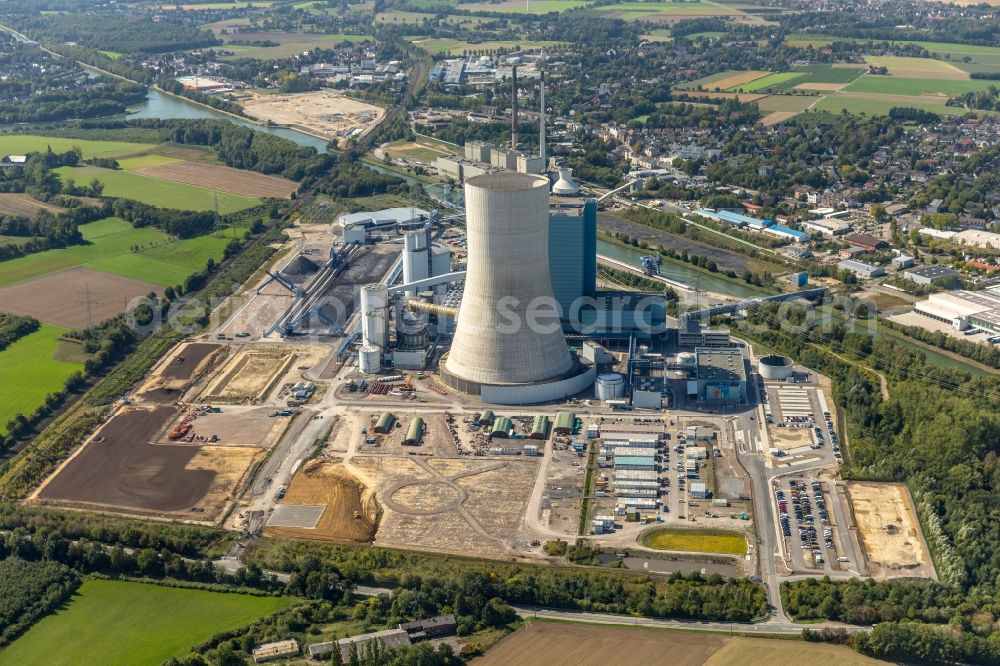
325,629,412,663
689,482,709,499
691,348,747,405
614,455,656,470
373,412,395,434
399,615,457,641
553,411,576,434
914,290,1000,332
904,265,961,286
838,258,885,278
763,224,810,243
800,217,852,236
402,417,424,446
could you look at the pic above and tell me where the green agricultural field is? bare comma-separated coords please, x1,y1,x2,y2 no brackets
462,0,594,13
732,71,805,92
641,527,747,555
53,165,259,214
813,92,960,116
115,155,183,170
0,324,82,433
589,0,737,19
0,579,294,666
0,218,232,288
220,33,373,59
845,75,995,96
0,135,148,160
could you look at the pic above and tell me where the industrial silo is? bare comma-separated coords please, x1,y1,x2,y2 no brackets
595,373,625,401
360,283,389,348
358,345,382,374
443,172,573,389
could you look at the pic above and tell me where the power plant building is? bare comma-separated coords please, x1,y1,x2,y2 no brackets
548,199,597,320
691,348,747,405
441,172,595,405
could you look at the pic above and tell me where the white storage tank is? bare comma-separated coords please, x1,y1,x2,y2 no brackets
595,373,625,401
360,283,389,348
359,345,382,374
759,354,794,380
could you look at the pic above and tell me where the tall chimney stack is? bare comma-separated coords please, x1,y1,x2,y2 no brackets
538,72,545,164
510,64,519,149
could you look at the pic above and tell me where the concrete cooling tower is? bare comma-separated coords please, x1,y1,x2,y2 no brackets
442,172,595,404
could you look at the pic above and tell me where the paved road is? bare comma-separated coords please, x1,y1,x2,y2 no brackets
352,584,868,636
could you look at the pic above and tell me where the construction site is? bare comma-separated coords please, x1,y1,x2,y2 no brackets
847,482,937,581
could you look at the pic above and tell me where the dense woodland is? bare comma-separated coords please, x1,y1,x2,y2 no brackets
8,12,220,54
0,312,39,353
0,557,79,647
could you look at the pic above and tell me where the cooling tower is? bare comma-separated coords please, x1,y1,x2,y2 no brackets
444,172,574,387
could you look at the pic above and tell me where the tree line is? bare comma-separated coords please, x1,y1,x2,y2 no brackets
0,557,80,648
0,312,39,353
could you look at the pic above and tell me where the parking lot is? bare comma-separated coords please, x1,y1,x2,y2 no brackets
764,382,842,468
773,474,862,574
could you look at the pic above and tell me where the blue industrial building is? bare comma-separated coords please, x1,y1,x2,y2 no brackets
549,199,597,318
764,224,811,243
695,208,772,229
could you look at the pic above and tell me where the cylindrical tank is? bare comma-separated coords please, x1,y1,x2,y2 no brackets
430,242,452,295
360,283,389,348
445,173,573,386
759,354,794,380
595,373,625,401
358,345,382,374
397,310,428,349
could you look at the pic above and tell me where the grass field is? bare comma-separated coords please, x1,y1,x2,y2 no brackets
0,218,231,288
589,0,738,19
845,74,994,96
220,33,373,59
116,155,182,170
0,324,82,432
756,95,817,112
53,166,259,214
0,579,295,666
813,92,960,116
376,10,491,25
0,135,148,159
640,527,747,554
408,37,561,54
863,55,969,79
731,71,805,92
462,0,593,13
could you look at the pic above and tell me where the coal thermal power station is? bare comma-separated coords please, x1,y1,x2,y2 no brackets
441,172,595,405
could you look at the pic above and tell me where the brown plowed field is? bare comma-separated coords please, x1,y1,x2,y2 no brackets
0,267,160,329
160,343,223,380
132,162,297,199
266,460,380,542
37,405,259,519
0,193,66,218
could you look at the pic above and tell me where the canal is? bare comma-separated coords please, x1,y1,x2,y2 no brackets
597,238,769,300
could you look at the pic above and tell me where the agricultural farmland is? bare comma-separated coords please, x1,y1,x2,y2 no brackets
0,217,231,289
0,135,148,159
131,162,298,198
0,579,294,666
53,166,260,214
588,0,740,21
0,324,82,434
218,31,373,59
475,621,891,666
0,193,66,219
731,71,806,92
